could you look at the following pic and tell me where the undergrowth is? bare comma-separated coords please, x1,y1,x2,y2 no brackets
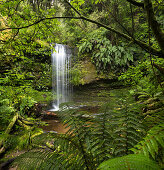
10,95,164,170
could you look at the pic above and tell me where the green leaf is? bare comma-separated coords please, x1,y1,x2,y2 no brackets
98,154,161,170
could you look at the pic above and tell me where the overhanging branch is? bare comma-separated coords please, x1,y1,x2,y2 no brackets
0,16,163,57
126,0,144,8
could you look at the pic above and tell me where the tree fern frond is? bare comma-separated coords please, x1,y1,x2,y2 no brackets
11,97,150,169
131,124,164,160
13,150,54,170
110,98,145,157
98,154,161,170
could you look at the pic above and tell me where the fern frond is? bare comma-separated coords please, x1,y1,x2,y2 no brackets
131,124,164,160
110,99,145,157
98,154,161,170
12,150,54,170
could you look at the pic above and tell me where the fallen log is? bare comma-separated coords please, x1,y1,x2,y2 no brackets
17,119,31,130
0,113,19,156
18,115,35,126
5,113,18,135
0,113,18,148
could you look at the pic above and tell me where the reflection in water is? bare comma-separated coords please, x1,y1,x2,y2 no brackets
41,119,69,134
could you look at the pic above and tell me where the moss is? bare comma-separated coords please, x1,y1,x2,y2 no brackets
71,57,117,85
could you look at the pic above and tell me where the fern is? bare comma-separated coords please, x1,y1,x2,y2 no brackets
130,124,164,162
0,98,15,130
12,150,55,170
11,96,148,169
59,106,96,169
85,103,113,165
108,97,145,157
98,154,161,170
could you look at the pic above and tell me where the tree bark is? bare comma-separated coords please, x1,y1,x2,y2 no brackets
153,63,164,75
144,0,164,54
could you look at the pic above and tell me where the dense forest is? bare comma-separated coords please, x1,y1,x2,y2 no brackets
0,0,164,169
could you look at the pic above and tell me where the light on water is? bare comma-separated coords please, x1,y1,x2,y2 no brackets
50,43,72,111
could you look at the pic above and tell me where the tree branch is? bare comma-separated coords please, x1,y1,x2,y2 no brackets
64,0,82,16
0,16,163,57
126,0,144,8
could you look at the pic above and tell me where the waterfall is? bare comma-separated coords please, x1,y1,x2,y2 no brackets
51,43,72,111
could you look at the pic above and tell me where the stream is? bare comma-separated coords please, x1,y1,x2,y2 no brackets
41,81,130,133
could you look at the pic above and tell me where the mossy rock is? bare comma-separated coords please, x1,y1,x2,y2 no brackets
71,57,116,85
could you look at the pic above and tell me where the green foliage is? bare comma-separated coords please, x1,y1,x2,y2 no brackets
135,77,161,97
98,154,161,170
12,150,60,170
12,95,147,169
119,60,149,85
70,67,83,85
1,86,52,114
131,124,164,161
77,28,136,73
0,127,44,152
119,57,164,97
0,0,164,169
19,96,36,115
106,97,145,157
0,86,35,116
0,97,15,130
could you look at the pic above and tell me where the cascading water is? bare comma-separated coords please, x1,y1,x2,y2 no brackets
51,43,72,111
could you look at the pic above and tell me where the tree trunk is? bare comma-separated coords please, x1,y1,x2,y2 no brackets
144,0,164,54
153,63,164,75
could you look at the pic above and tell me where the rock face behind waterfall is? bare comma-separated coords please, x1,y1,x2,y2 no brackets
71,57,116,85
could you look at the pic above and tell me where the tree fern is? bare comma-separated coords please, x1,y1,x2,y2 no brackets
11,96,147,169
98,154,161,170
130,123,164,163
59,105,96,169
87,103,114,164
108,97,145,157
